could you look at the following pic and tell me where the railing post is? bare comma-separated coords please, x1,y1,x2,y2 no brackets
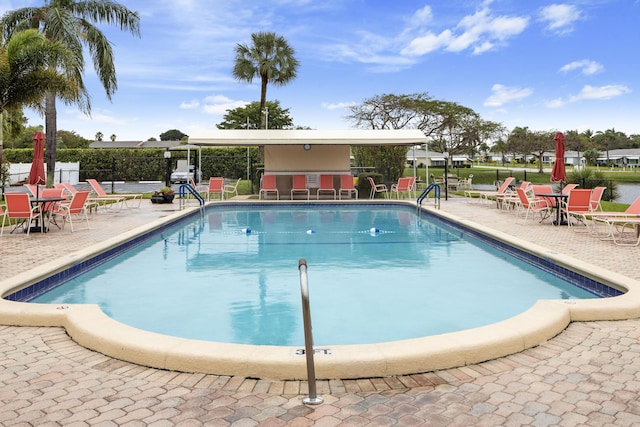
298,259,323,405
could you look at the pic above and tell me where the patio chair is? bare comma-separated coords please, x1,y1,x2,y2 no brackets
317,175,336,200
1,193,39,236
206,177,225,201
390,177,412,199
86,179,140,209
407,176,418,198
514,187,551,224
51,190,91,232
223,178,242,199
561,183,579,195
367,176,388,199
291,175,309,200
259,175,279,200
562,189,593,228
338,175,358,199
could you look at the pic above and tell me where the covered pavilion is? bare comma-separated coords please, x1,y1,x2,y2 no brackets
189,129,427,197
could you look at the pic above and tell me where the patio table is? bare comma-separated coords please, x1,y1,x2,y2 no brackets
29,197,65,233
537,193,568,226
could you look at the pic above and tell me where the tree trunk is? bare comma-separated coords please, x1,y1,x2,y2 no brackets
259,75,268,129
45,92,57,187
0,110,4,195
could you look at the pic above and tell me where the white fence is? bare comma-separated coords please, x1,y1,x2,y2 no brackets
8,162,80,185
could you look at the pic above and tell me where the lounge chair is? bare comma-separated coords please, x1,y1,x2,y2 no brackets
86,179,142,209
1,193,40,236
464,177,515,205
589,186,606,212
391,177,412,199
259,175,279,200
51,190,91,232
500,181,531,210
317,175,336,200
591,216,640,246
338,175,358,200
367,176,388,199
514,187,551,224
291,175,309,200
223,178,242,199
206,177,225,201
61,182,99,213
574,195,640,237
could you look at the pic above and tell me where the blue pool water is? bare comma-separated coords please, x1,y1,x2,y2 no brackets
32,204,598,346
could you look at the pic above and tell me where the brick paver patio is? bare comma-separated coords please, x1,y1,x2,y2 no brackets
1,196,639,425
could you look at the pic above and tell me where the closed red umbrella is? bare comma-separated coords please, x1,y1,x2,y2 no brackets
29,131,46,197
550,131,566,183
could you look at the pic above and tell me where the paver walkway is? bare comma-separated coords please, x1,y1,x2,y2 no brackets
1,196,640,425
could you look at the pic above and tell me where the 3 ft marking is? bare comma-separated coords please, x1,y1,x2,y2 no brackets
294,348,331,355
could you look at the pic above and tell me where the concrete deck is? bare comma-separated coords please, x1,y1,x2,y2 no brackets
1,196,640,425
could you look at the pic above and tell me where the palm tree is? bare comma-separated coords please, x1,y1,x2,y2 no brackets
233,32,299,129
2,0,140,185
0,28,81,174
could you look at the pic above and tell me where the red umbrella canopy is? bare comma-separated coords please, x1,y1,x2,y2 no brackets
550,131,566,183
29,131,46,186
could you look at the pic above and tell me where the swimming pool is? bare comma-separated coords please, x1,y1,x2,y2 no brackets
32,204,598,346
2,200,636,380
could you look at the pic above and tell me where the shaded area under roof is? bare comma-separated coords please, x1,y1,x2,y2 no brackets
188,129,427,146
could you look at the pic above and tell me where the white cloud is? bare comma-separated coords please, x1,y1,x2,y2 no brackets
74,110,128,125
403,6,528,56
559,60,604,76
180,100,200,110
484,84,533,107
546,84,631,108
539,4,582,34
321,102,356,110
201,95,248,115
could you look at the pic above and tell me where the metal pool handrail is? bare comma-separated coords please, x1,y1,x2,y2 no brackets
178,183,205,209
417,183,441,210
298,258,323,405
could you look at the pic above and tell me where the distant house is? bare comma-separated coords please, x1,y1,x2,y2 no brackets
89,140,183,149
596,148,640,168
406,148,472,168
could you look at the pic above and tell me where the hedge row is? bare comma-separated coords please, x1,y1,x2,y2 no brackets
4,147,260,182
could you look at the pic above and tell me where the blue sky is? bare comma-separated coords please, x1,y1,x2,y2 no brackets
4,0,638,141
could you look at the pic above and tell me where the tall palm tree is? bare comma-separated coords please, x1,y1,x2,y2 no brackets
2,0,140,185
233,32,299,129
0,28,82,173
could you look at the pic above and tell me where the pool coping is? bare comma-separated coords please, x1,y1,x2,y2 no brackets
1,200,640,380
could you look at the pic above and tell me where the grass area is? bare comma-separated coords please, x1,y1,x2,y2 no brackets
407,165,640,186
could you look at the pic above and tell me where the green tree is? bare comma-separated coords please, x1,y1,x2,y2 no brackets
56,129,90,148
0,28,81,175
2,0,140,185
347,93,485,181
233,32,299,129
217,100,293,129
95,131,103,141
159,129,188,141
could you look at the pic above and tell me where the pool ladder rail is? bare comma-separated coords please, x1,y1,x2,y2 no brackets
298,258,323,405
417,183,441,210
178,184,205,210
